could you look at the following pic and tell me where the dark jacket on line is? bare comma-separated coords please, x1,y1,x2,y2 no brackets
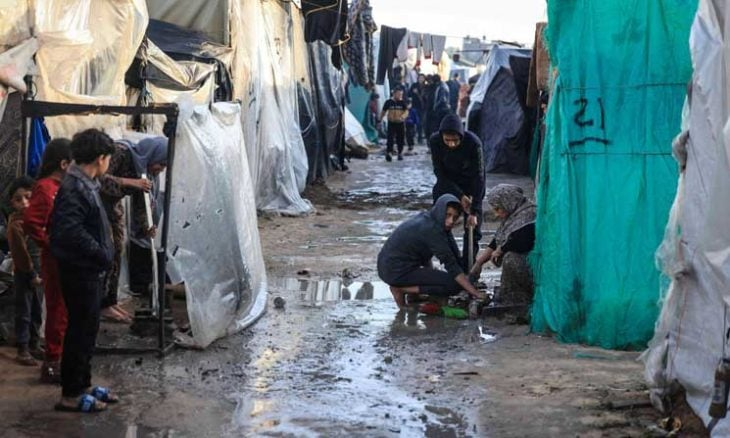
377,194,464,283
50,164,114,274
429,114,485,215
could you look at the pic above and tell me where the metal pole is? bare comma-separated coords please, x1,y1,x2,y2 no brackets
468,225,475,271
158,114,178,354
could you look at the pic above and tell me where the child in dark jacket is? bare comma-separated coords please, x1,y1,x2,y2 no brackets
405,100,420,151
23,138,72,382
51,129,118,413
7,176,43,366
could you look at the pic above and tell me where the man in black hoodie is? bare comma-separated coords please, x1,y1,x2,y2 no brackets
51,129,117,413
429,114,485,268
377,194,484,308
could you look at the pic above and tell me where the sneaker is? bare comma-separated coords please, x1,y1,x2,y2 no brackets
397,154,403,161
385,153,392,162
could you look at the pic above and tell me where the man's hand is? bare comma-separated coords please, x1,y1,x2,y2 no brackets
468,261,483,278
460,195,472,212
134,178,153,192
491,247,503,264
467,214,478,228
145,226,157,239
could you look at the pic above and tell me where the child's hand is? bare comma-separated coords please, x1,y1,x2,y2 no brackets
135,178,153,192
31,277,42,287
145,226,157,239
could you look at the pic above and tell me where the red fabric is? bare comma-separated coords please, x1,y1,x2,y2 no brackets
23,176,66,362
41,250,66,362
22,176,61,250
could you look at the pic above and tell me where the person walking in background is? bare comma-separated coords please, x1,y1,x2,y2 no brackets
447,73,461,115
7,176,43,367
23,138,72,382
51,129,118,413
405,99,420,151
363,92,381,144
409,74,427,143
426,75,452,138
379,86,409,162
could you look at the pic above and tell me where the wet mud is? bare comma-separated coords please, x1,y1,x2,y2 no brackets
0,144,668,437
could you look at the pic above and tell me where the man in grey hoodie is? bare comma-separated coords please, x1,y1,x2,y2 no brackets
377,194,484,308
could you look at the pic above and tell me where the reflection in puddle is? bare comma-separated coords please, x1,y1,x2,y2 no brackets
270,278,393,302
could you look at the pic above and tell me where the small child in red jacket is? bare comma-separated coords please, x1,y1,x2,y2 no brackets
7,176,43,366
23,138,71,382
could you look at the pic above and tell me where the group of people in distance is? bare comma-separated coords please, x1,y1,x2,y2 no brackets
378,112,536,315
6,129,167,413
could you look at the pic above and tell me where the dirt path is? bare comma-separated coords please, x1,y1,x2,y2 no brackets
0,147,681,437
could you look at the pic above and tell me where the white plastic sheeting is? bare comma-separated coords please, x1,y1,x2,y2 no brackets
231,0,313,216
33,0,148,138
466,46,531,117
0,0,32,50
168,102,266,348
345,106,369,148
643,1,730,433
0,37,37,123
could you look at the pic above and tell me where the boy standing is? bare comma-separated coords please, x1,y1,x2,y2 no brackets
405,98,420,151
7,176,43,366
51,129,117,412
379,86,409,162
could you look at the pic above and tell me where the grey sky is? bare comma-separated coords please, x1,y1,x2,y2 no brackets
368,0,547,47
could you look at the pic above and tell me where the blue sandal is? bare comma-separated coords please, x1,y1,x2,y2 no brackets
90,386,120,404
54,394,107,413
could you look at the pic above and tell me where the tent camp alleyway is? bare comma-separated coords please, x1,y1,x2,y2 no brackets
0,148,678,437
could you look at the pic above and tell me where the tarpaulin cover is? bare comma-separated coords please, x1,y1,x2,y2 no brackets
467,46,532,175
344,106,369,148
643,0,730,431
168,102,266,348
308,41,346,177
146,19,233,101
34,0,148,138
0,0,32,51
145,0,230,45
27,117,50,177
232,0,313,215
0,37,38,124
530,0,696,350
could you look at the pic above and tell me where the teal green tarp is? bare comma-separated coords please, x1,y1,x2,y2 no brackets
530,0,696,350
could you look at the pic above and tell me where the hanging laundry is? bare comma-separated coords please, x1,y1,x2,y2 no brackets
302,0,348,46
27,117,50,177
408,32,421,49
376,25,407,85
396,31,410,62
422,33,433,59
344,0,377,87
431,35,447,64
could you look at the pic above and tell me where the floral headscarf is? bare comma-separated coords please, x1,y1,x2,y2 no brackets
486,184,536,247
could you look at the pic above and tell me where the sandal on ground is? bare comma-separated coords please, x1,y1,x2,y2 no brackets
54,394,107,413
89,386,120,404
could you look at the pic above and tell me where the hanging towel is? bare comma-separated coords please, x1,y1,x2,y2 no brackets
27,117,50,177
422,33,433,58
431,35,447,64
376,25,407,84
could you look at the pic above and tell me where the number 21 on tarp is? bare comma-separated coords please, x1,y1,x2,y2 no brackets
569,97,610,147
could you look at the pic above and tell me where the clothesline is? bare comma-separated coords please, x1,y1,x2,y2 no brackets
375,22,485,42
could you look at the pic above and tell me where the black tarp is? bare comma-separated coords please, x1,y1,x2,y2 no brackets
306,42,345,181
0,94,21,197
469,55,533,175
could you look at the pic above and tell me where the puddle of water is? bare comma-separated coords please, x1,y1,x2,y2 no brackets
270,278,393,302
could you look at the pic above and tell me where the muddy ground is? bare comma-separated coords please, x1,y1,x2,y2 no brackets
0,146,703,437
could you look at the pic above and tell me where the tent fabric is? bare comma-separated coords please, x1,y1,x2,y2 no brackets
344,106,369,148
145,0,229,44
643,0,730,431
169,102,266,348
0,37,38,124
0,0,32,51
309,41,346,179
467,46,532,175
34,0,148,138
530,1,696,350
146,19,234,101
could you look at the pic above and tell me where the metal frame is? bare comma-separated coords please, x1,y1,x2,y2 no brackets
20,100,179,357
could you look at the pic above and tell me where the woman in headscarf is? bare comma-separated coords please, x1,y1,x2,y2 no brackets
99,137,168,323
470,184,536,308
